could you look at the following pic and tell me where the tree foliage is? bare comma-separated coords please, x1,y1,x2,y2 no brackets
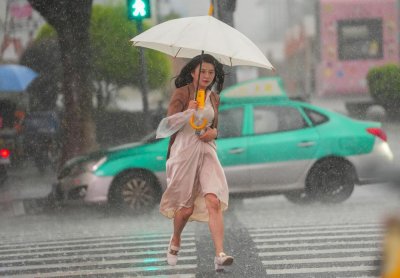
20,38,61,111
28,0,96,164
33,4,171,109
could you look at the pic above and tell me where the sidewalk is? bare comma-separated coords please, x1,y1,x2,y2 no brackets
310,96,349,115
0,164,56,217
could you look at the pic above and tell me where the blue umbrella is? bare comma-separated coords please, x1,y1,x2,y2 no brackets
0,64,38,92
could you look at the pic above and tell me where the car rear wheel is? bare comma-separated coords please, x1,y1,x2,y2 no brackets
307,159,355,203
109,170,160,213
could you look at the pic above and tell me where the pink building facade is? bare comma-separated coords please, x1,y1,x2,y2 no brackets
317,0,399,96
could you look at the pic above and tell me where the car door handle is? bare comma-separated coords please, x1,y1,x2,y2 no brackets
228,147,245,154
298,141,316,148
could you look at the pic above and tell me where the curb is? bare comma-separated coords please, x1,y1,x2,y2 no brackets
0,196,49,217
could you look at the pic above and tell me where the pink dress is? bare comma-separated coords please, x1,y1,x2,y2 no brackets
159,91,229,222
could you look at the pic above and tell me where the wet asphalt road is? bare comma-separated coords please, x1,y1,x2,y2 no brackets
0,181,399,277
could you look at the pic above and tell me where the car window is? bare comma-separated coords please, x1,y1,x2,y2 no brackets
140,130,158,143
253,106,308,134
218,107,244,138
303,108,329,126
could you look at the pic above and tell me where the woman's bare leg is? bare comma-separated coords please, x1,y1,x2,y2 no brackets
171,206,194,248
205,194,224,255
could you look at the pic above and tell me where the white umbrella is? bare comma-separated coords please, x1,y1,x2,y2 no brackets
130,15,274,70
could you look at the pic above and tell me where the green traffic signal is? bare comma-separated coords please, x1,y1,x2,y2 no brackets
127,0,151,20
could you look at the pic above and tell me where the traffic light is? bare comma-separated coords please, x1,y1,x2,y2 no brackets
127,0,151,20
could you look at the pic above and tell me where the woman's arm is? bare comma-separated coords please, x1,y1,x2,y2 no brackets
167,90,184,116
199,127,218,142
167,86,198,117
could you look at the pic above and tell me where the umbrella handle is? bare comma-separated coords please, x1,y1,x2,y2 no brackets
189,114,208,131
189,88,207,130
196,89,205,109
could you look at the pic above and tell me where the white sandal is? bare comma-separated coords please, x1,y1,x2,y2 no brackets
214,252,234,271
167,235,180,266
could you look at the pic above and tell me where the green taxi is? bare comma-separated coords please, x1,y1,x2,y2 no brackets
52,77,394,211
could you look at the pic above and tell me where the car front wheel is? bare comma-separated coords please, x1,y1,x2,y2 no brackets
307,159,355,204
284,190,316,205
109,170,160,213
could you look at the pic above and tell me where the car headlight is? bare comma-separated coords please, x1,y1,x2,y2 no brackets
91,157,107,171
78,156,107,174
59,157,107,179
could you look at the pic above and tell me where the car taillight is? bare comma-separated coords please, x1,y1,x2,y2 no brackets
367,127,387,142
0,149,10,159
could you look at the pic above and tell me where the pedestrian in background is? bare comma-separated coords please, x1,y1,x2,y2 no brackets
159,54,234,271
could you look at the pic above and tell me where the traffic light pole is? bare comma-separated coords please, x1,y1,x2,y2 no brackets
136,20,150,132
127,0,151,131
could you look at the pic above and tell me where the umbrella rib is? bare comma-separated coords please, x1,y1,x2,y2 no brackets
174,47,182,58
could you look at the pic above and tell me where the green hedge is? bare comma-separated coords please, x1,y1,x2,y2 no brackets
367,64,400,119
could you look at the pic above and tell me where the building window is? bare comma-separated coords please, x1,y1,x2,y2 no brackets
338,19,383,60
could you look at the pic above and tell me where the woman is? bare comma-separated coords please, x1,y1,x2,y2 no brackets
159,54,233,271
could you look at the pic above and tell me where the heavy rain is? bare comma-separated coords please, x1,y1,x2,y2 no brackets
0,0,400,277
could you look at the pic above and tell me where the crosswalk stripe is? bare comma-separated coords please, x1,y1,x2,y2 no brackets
259,247,379,256
0,233,195,249
6,264,198,277
248,223,381,233
0,223,385,277
0,233,199,277
266,265,378,275
253,233,382,243
253,224,383,277
0,248,197,265
262,255,379,265
257,239,379,248
0,236,196,253
0,256,197,272
139,275,196,278
250,227,382,237
0,242,196,259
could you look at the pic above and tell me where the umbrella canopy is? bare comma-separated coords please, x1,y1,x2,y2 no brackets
0,64,38,92
130,15,274,70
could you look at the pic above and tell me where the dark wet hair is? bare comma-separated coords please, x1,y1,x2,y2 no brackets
174,54,225,92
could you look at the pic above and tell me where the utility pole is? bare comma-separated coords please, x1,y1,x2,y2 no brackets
212,0,237,88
